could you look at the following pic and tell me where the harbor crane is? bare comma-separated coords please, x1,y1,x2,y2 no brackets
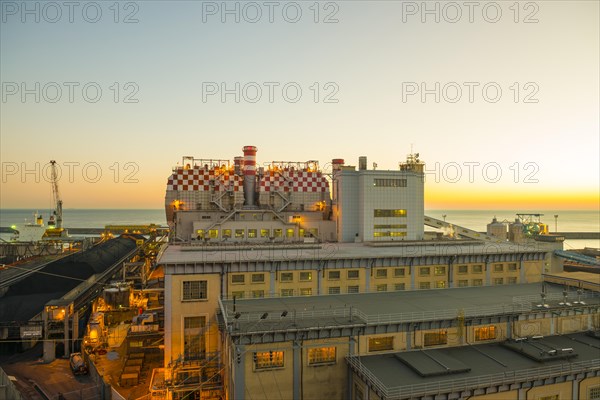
44,160,68,238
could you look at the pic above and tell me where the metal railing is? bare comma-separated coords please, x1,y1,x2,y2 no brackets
347,356,600,399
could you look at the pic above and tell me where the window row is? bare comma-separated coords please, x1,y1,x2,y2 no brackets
373,178,407,187
253,347,336,370
195,227,318,240
373,209,407,218
373,231,407,238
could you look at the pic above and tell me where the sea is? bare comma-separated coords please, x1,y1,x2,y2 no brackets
0,209,598,250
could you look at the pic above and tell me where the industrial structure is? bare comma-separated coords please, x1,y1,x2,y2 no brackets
150,146,598,400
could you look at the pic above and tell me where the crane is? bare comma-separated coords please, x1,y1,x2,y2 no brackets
48,160,63,229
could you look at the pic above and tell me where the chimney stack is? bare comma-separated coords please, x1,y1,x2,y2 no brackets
242,146,258,208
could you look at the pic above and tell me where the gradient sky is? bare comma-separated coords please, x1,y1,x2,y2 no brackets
1,0,598,210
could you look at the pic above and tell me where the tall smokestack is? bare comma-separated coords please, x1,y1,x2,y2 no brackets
243,146,258,208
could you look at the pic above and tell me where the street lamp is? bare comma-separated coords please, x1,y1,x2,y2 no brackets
442,214,447,222
554,215,558,233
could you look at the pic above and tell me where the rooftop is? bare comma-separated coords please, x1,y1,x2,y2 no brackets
160,240,550,265
220,283,600,333
348,332,600,399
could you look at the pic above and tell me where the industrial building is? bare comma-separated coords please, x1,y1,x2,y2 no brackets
155,146,586,400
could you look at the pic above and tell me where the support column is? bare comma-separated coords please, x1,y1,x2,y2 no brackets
485,261,491,286
64,310,70,358
572,376,582,400
365,266,371,293
406,323,412,350
293,341,301,400
234,345,246,400
270,270,276,297
72,310,79,354
506,317,512,339
410,264,416,290
317,268,322,296
347,338,356,399
448,262,454,288
164,274,172,372
520,259,526,283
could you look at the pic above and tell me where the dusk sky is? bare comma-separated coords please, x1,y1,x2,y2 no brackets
1,0,598,210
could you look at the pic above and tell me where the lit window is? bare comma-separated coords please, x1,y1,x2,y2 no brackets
223,229,232,238
300,288,312,296
298,228,305,237
472,279,483,286
209,229,219,239
434,266,446,276
252,290,264,298
472,265,483,273
308,347,336,365
231,274,245,284
458,280,469,287
280,272,293,282
394,283,405,291
390,232,407,237
253,351,284,370
374,224,407,229
286,228,295,238
424,331,447,346
435,280,446,288
419,282,431,290
299,272,312,281
182,281,207,301
248,229,257,238
196,229,205,239
373,209,407,218
474,326,496,341
494,264,503,273
419,267,430,276
458,265,468,274
235,229,245,239
376,269,387,278
328,271,340,280
252,273,265,283
347,270,359,279
260,229,270,238
368,337,393,352
347,285,359,294
273,229,283,237
394,268,405,277
328,287,341,295
281,289,294,297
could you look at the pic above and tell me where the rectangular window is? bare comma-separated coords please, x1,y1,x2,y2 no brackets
474,326,496,341
508,277,517,284
247,229,257,238
182,281,207,301
281,289,294,297
435,280,446,288
588,387,600,400
374,224,408,229
376,284,387,292
280,272,293,282
472,279,483,286
373,178,407,187
419,267,430,276
494,278,503,285
458,280,469,287
494,264,503,273
260,229,270,238
419,282,431,290
252,273,265,283
376,269,388,278
209,229,219,239
298,228,305,237
273,229,283,238
223,229,232,238
235,229,245,239
347,270,359,279
394,283,405,291
308,347,336,365
328,286,341,295
196,229,205,239
347,285,359,294
508,263,517,272
286,228,295,238
368,336,393,352
424,331,447,347
231,274,245,284
300,288,312,296
434,266,446,276
231,291,244,299
252,290,264,298
328,270,340,280
458,265,468,274
394,268,406,277
472,265,483,273
254,351,284,370
183,316,206,360
299,272,312,282
373,209,407,218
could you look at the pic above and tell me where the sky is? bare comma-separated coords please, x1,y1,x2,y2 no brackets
1,0,598,210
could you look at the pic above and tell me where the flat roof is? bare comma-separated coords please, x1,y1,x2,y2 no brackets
350,332,600,399
221,283,600,332
159,241,550,265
